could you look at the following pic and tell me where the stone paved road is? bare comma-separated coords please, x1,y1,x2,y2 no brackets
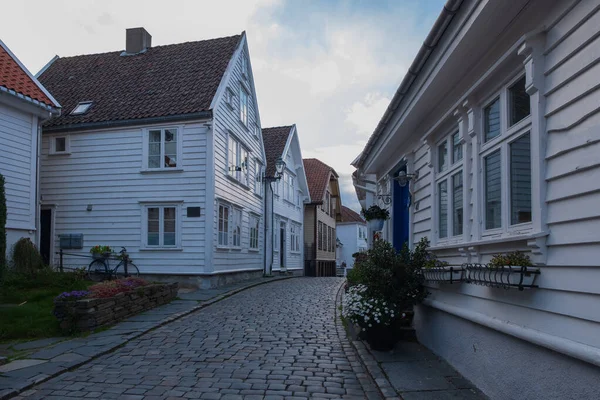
14,278,381,400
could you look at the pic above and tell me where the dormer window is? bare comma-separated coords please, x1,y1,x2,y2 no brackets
71,101,93,115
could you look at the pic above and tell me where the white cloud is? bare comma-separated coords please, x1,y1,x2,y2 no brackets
345,93,391,136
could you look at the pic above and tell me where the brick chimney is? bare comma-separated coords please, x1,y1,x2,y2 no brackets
125,27,152,54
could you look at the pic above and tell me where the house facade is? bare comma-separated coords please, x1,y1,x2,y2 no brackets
303,158,341,277
352,0,600,398
0,40,60,262
336,206,367,269
38,28,268,287
262,125,309,275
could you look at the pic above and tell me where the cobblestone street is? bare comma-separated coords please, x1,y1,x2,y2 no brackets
14,278,380,400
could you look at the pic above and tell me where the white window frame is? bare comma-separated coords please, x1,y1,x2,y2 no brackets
217,201,243,249
141,203,181,250
224,87,235,110
217,202,230,248
227,132,250,186
232,207,242,249
239,86,249,127
49,135,71,155
254,159,264,197
478,73,533,237
434,128,464,242
142,126,183,171
249,214,260,251
290,224,300,253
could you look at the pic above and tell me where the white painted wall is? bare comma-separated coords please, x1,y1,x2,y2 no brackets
336,222,367,268
0,100,39,257
40,121,209,273
211,36,266,274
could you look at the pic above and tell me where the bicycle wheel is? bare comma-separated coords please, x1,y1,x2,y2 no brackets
88,259,109,282
114,261,140,278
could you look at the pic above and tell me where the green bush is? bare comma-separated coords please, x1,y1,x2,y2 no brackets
347,239,427,309
0,174,6,277
10,237,45,276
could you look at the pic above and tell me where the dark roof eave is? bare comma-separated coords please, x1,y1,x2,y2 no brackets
42,110,213,133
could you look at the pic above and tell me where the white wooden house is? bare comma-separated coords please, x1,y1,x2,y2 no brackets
0,40,60,262
37,28,268,287
336,206,367,269
352,0,600,398
262,125,309,275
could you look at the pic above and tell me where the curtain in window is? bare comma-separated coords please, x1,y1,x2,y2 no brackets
485,150,502,229
510,133,532,224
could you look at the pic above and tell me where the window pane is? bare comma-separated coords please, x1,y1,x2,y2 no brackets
163,233,176,246
149,130,161,143
452,172,463,236
452,132,462,163
228,137,237,176
510,133,532,224
438,142,447,172
484,98,501,142
240,89,248,125
164,130,177,168
509,77,530,126
148,233,159,246
55,137,66,152
485,150,502,229
438,181,448,238
148,207,159,246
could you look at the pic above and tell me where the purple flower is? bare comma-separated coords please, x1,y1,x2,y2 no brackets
54,290,90,302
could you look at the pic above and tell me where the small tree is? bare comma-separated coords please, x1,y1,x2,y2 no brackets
0,174,6,273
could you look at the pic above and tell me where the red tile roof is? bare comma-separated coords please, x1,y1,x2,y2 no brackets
0,44,55,107
340,206,365,224
262,126,292,177
303,158,338,203
38,34,242,130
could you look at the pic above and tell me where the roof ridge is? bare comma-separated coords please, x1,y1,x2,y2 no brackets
262,125,294,131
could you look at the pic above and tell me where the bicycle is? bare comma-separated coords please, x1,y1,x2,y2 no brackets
87,247,140,282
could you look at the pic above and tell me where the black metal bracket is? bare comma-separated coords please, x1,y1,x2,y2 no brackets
464,263,540,291
422,266,464,284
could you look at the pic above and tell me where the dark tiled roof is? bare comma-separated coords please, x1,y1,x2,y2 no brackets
38,34,242,130
340,206,365,224
262,125,292,177
303,158,338,203
0,44,55,107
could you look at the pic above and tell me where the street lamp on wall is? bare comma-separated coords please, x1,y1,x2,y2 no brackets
393,170,418,187
274,157,286,178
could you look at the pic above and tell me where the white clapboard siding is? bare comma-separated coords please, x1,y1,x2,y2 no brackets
0,103,36,231
544,2,600,264
412,142,432,245
211,41,265,273
40,123,209,274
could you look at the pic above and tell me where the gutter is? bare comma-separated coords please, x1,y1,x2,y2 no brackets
42,111,213,134
355,0,463,170
0,86,59,114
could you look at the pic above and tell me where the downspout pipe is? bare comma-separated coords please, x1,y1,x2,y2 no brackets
357,0,463,170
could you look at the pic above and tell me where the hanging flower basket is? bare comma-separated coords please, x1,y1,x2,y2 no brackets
362,205,389,232
367,218,385,231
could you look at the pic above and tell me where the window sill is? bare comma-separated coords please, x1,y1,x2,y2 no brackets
428,231,548,251
140,168,184,174
49,152,71,156
225,102,235,111
225,174,251,190
238,119,249,131
139,247,183,251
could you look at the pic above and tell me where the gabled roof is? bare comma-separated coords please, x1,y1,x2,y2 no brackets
0,40,60,110
38,34,242,131
340,206,365,224
263,125,293,177
303,158,339,203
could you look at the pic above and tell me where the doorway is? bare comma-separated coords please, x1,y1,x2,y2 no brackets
279,222,286,269
393,170,410,252
40,209,53,265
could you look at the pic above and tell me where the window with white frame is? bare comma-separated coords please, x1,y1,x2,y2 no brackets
318,222,323,250
218,203,230,247
254,160,263,196
239,87,249,126
232,208,242,248
224,87,234,109
290,224,300,252
324,191,331,214
217,202,243,248
249,215,259,250
148,128,178,169
435,130,463,240
241,54,248,78
274,217,280,252
480,73,532,233
50,135,70,155
145,205,178,248
283,173,295,203
228,134,249,185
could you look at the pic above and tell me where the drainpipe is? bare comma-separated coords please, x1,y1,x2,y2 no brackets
269,181,275,275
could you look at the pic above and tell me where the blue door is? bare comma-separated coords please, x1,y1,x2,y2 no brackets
392,177,410,252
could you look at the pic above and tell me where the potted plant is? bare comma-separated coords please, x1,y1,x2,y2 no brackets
90,245,113,260
488,251,539,287
361,205,390,231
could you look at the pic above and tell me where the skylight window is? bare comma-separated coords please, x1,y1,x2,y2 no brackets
71,101,93,115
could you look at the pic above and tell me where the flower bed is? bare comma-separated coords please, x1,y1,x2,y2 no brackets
53,278,178,332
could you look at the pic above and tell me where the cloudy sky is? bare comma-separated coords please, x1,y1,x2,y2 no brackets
1,0,444,212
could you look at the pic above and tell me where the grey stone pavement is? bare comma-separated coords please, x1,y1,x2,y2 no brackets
0,275,297,399
8,278,382,399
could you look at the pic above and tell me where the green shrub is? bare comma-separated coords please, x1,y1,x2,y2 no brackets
0,174,6,277
10,238,45,276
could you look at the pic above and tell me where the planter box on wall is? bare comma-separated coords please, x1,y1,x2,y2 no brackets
465,264,540,290
54,283,178,332
422,266,464,283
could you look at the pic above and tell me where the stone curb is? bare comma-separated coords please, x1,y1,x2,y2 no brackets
0,275,297,400
336,283,401,400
